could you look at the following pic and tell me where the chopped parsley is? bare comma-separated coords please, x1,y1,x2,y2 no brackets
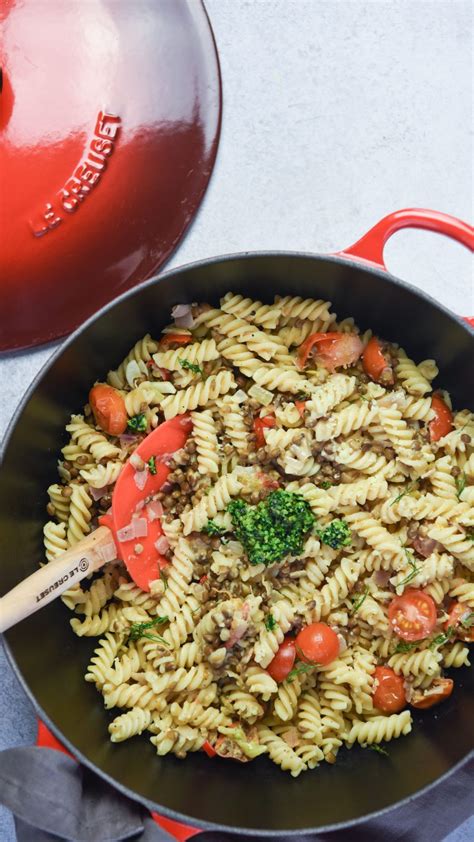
203,519,226,537
317,518,352,550
461,611,474,629
228,490,315,566
287,661,315,683
430,628,454,650
395,640,419,654
265,614,276,632
127,615,168,644
148,456,157,475
179,358,203,375
320,481,332,490
351,586,370,615
455,472,466,500
367,744,389,757
127,413,147,432
466,531,474,544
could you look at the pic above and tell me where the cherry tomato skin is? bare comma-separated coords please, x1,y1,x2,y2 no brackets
298,332,363,371
444,602,474,642
89,384,128,436
372,666,406,713
388,590,437,642
253,415,276,449
429,394,454,442
159,333,193,347
295,400,307,416
362,337,393,383
295,622,340,666
267,638,296,682
202,740,217,757
410,678,453,709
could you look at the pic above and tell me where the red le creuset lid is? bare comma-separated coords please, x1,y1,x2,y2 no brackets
0,0,222,351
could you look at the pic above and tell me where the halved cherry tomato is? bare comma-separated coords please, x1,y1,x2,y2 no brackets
388,590,437,642
159,333,193,347
362,337,394,384
295,400,307,416
372,666,406,713
267,637,296,683
410,678,453,709
444,602,474,643
297,332,363,371
254,415,276,449
429,394,453,442
202,740,217,757
89,384,127,436
295,622,340,666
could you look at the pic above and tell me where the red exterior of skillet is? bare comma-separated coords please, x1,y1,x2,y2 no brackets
0,210,473,836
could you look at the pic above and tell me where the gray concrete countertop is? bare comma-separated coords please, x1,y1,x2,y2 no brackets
0,1,472,839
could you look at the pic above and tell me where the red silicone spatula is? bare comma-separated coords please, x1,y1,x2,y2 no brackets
0,415,192,633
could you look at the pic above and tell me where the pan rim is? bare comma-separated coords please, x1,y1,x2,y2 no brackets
1,248,473,835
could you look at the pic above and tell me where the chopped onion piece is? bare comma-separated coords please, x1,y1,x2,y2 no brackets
171,303,192,318
147,500,164,521
116,524,135,542
248,384,274,406
130,451,146,470
154,536,170,554
131,516,148,538
232,389,247,404
134,468,149,490
119,433,139,446
134,499,146,512
89,485,109,501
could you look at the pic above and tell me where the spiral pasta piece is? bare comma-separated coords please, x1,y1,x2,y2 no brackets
181,469,244,535
313,403,377,442
220,292,280,330
67,415,121,461
43,521,68,561
345,711,412,745
191,410,220,475
66,484,92,546
107,334,158,388
161,371,236,420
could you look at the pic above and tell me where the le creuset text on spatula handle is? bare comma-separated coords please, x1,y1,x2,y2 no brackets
0,526,115,634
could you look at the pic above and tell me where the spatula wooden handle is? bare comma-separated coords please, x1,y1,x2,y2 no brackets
0,526,116,634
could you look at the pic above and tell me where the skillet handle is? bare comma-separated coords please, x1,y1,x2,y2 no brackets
0,526,114,634
336,208,474,269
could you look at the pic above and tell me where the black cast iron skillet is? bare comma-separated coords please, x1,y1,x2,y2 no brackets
1,208,473,837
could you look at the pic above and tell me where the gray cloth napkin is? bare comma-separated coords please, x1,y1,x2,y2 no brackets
0,746,472,842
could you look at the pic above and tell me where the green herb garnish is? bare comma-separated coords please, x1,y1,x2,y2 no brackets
160,569,168,591
461,611,474,630
203,519,226,537
390,484,415,506
265,614,276,632
320,481,332,490
351,586,370,615
127,413,147,432
466,531,474,544
397,549,421,588
395,640,419,654
228,490,315,567
179,358,203,375
148,456,157,475
430,627,454,650
367,744,389,757
127,615,168,644
455,472,467,500
287,661,315,683
317,518,352,550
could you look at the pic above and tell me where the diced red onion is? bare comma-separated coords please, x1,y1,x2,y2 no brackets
131,516,148,538
89,485,109,501
282,728,300,748
116,524,136,542
134,499,146,512
226,619,249,649
156,452,175,466
119,433,138,447
130,452,146,471
334,630,347,653
99,542,117,563
134,468,148,490
411,535,441,558
147,500,164,521
374,570,391,587
172,303,195,329
161,481,172,492
154,536,170,554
